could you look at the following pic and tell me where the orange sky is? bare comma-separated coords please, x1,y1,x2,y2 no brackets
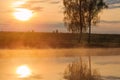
0,0,120,34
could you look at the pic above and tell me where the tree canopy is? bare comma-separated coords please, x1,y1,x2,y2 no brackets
63,0,107,42
63,0,87,33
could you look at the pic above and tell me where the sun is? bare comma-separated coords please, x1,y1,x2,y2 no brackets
16,65,32,78
13,8,33,21
12,1,33,21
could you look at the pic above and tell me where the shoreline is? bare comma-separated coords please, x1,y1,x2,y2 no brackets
0,32,120,49
0,48,120,58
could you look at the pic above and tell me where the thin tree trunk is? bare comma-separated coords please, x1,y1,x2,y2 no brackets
88,21,91,44
78,0,83,43
78,29,83,43
88,1,92,44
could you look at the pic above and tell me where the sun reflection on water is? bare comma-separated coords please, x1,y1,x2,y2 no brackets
16,65,32,78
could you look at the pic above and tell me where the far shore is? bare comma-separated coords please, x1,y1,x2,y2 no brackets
0,32,120,49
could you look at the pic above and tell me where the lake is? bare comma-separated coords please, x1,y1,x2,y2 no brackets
0,48,120,80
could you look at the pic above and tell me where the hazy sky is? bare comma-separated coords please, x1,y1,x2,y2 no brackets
0,0,120,34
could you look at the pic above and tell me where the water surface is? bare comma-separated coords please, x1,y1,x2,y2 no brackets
0,48,120,80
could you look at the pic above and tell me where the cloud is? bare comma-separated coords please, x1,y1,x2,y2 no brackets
14,0,47,3
49,1,60,4
102,76,120,80
0,9,14,13
14,0,43,12
96,61,120,65
105,0,120,5
108,5,120,9
0,24,10,26
30,74,42,79
100,20,120,23
27,0,47,3
31,7,43,12
17,5,43,12
104,0,120,9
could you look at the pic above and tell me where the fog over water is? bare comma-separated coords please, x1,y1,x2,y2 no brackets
0,48,120,80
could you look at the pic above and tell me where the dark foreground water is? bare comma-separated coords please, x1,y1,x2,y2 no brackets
0,48,120,80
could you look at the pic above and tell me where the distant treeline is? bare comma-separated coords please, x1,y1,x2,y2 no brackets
0,32,120,49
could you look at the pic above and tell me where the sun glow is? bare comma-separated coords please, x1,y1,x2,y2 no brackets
13,1,26,7
16,65,32,78
12,1,33,21
13,8,33,21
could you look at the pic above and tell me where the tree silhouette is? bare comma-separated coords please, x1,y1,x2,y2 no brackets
87,0,108,44
63,0,107,43
63,0,88,42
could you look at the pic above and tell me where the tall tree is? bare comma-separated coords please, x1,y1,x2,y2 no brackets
87,0,108,44
63,0,107,43
63,0,88,42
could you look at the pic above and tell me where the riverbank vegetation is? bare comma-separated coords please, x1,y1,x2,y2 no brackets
0,32,120,49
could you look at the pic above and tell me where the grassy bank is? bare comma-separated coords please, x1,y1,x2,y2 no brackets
0,32,120,49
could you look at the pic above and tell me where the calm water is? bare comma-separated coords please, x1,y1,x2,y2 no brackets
0,48,120,80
